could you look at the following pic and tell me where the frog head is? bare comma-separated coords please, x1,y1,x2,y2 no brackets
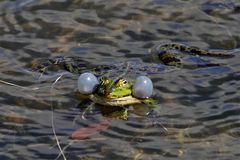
97,77,133,98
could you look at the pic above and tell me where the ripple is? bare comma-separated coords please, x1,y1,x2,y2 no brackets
0,0,240,159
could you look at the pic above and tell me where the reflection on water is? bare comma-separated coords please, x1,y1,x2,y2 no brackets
0,0,240,159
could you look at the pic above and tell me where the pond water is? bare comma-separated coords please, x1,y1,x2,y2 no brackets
0,0,240,159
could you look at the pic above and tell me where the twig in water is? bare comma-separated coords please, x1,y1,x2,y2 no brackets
0,79,39,90
54,138,106,160
81,102,95,120
54,141,74,160
50,73,67,160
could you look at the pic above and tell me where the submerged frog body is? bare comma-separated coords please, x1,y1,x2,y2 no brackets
33,43,234,106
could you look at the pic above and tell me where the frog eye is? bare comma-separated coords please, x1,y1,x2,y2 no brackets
122,79,128,84
115,79,128,87
78,72,99,94
132,76,153,99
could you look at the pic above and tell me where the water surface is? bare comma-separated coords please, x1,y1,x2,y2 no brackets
0,0,240,159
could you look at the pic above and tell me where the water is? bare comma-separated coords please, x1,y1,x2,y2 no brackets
0,0,240,159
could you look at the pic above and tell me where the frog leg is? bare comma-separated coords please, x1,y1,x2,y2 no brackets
34,56,86,74
159,43,234,56
33,56,67,73
63,61,81,73
81,102,95,120
62,57,87,74
156,50,182,66
100,105,129,120
155,43,234,66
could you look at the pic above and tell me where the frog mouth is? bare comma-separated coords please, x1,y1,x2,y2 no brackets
75,92,143,106
88,94,142,106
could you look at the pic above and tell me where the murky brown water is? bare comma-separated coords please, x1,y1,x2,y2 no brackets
0,0,240,160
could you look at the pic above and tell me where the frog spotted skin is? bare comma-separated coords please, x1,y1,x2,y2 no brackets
155,43,234,66
35,43,234,74
33,43,234,106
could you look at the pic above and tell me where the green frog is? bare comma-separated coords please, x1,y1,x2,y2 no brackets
76,76,156,106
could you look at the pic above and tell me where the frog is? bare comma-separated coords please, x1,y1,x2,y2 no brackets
76,75,156,107
32,43,234,107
